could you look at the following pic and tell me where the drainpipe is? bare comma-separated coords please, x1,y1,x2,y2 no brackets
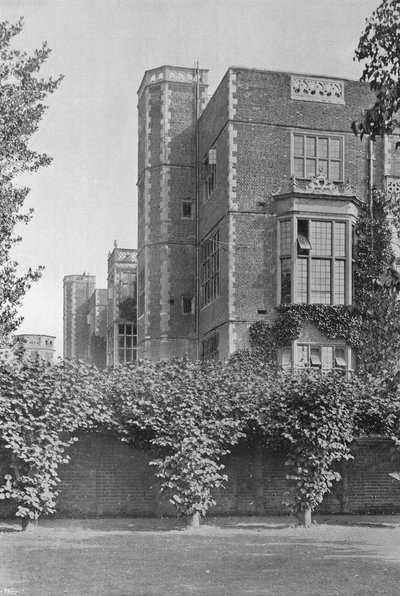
194,62,200,360
369,138,374,250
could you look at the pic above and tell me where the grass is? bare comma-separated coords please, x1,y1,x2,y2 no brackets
0,516,400,595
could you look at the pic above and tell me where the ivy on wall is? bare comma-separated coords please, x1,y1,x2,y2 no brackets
250,305,364,351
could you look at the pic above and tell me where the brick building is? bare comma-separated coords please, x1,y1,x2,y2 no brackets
13,334,56,364
63,274,96,362
106,247,138,366
137,65,399,369
63,247,138,368
87,288,108,369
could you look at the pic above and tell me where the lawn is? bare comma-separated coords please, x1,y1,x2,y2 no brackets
1,516,400,596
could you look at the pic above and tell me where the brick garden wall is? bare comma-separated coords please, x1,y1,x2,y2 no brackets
1,433,400,519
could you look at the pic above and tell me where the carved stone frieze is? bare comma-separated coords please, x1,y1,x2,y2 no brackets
149,71,164,83
290,173,354,196
138,67,207,98
386,176,400,196
169,70,194,82
291,76,344,104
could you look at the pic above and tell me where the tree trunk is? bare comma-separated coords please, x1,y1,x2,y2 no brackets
21,517,30,532
186,511,200,529
254,445,265,514
298,507,312,527
21,518,38,532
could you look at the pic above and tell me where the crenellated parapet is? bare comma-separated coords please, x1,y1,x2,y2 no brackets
137,65,208,99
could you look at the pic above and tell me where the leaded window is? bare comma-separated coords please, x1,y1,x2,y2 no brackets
118,323,137,364
201,229,219,306
202,332,219,361
293,133,343,181
280,218,349,306
204,148,217,199
281,344,348,371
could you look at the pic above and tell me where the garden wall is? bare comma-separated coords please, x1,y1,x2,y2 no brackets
1,432,399,518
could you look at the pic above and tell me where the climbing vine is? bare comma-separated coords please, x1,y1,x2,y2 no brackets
250,305,363,351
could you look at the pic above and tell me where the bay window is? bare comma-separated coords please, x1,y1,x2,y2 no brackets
279,217,351,305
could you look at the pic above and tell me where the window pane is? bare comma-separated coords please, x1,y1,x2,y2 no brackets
296,345,309,367
126,324,132,335
335,222,346,257
318,160,328,177
335,260,345,304
280,220,292,255
294,135,304,156
322,346,334,369
282,347,292,367
306,137,316,157
318,138,328,158
310,348,322,367
311,259,331,303
335,347,346,368
118,324,125,335
294,157,304,177
330,160,340,180
330,138,340,159
306,159,316,177
311,221,332,256
296,258,308,302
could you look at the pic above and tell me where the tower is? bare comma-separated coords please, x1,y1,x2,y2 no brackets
106,247,138,365
137,66,208,360
63,274,95,361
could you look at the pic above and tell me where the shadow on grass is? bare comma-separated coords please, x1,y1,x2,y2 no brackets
0,525,20,533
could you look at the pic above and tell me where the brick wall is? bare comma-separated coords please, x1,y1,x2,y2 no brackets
1,433,400,519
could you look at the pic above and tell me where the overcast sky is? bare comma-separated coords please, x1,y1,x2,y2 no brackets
3,0,378,357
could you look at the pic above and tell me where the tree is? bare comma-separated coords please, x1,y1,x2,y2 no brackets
0,18,62,342
352,189,400,375
353,0,400,139
0,358,110,530
104,358,271,527
264,371,360,526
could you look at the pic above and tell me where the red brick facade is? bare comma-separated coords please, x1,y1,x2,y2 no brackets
137,65,400,364
1,433,399,518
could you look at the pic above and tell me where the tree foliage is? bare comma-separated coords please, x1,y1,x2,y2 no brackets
0,354,399,528
0,18,62,341
103,358,272,526
101,357,366,525
352,189,400,374
266,372,359,516
0,357,108,528
353,0,400,139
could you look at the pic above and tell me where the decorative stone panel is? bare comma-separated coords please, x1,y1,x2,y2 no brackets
291,76,344,104
291,173,355,195
386,176,400,196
